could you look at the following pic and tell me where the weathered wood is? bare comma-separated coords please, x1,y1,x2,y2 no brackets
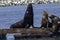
0,28,53,34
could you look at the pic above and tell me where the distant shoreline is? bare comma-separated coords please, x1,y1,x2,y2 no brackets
0,2,60,7
0,0,60,7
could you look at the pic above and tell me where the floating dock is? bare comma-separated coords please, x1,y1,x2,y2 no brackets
0,28,53,34
0,28,60,40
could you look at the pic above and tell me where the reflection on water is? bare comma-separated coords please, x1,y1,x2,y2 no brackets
6,37,60,40
6,34,60,40
6,34,15,40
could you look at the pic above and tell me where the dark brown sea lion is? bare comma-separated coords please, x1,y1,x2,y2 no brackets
10,3,34,28
23,3,34,28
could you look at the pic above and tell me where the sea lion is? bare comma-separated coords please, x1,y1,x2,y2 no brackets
10,3,34,28
48,14,59,23
41,11,52,28
48,14,60,34
41,11,48,28
23,3,34,28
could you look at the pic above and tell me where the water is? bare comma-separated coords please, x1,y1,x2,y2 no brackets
0,3,60,40
15,37,60,40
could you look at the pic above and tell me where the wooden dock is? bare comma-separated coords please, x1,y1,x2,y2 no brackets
0,28,60,40
0,28,53,34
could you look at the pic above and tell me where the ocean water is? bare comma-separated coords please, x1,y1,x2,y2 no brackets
0,3,60,40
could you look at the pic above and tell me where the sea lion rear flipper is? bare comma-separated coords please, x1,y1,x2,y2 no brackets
10,19,24,28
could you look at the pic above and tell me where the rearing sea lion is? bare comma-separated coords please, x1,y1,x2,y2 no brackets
10,3,34,28
23,3,34,28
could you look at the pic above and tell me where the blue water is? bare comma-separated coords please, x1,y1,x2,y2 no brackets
0,3,60,29
0,3,60,40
